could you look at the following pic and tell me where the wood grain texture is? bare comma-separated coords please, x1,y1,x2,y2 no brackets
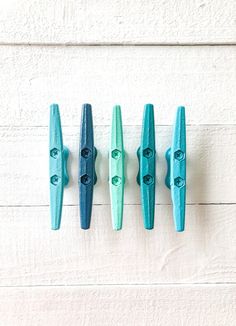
0,0,235,44
1,1,235,324
1,125,236,206
0,285,235,326
0,205,235,286
0,46,235,126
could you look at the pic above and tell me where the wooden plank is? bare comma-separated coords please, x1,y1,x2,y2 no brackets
0,46,235,126
0,205,235,286
0,0,235,44
0,285,235,326
1,125,236,205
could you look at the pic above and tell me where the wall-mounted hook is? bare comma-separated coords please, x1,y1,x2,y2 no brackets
165,106,186,232
79,104,97,230
137,104,156,230
49,104,70,230
109,105,125,230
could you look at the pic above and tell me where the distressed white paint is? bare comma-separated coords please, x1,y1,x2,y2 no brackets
0,205,235,286
0,286,235,326
0,0,235,323
0,46,235,126
0,0,235,44
0,125,236,206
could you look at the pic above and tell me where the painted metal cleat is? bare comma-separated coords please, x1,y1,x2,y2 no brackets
109,105,125,230
49,104,70,230
137,104,156,230
79,104,97,230
165,106,186,232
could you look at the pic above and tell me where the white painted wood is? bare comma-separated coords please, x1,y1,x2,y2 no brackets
0,46,236,126
0,125,236,206
0,205,235,286
0,0,235,44
0,285,235,326
0,1,235,324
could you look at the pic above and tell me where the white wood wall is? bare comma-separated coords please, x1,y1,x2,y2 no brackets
0,1,235,325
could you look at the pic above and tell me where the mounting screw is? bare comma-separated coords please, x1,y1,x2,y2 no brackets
143,148,153,158
174,150,185,161
174,177,185,188
81,174,91,185
112,149,121,160
143,174,153,185
50,148,59,159
51,175,60,186
81,148,92,159
112,176,122,186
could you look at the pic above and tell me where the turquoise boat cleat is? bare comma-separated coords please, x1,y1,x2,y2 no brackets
165,106,186,232
109,105,125,230
49,104,70,230
137,104,156,230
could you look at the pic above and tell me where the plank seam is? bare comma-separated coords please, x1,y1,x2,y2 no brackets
1,124,236,128
0,283,235,288
0,203,236,208
0,43,236,47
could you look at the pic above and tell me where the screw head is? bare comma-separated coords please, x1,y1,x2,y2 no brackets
174,177,185,188
112,149,121,160
81,174,91,185
51,174,60,186
112,176,122,186
174,150,185,161
81,148,92,159
143,174,153,185
143,148,153,158
50,148,59,159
